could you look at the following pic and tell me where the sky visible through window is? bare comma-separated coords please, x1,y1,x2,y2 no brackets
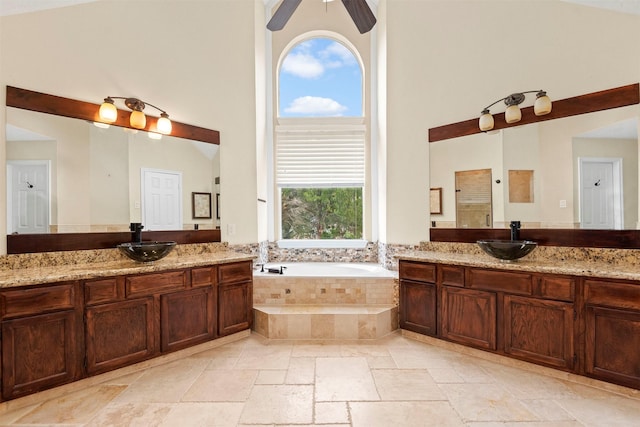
279,37,362,117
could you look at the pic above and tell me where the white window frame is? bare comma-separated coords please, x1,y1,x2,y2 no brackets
269,30,377,248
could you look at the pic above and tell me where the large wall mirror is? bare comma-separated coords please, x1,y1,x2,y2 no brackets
429,83,640,248
5,86,222,253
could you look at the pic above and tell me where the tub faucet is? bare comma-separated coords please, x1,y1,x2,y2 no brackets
130,222,144,243
267,266,287,274
510,221,521,241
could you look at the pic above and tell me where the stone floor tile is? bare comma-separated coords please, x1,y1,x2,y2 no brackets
366,355,397,369
292,342,343,358
315,357,379,401
182,369,258,402
558,395,640,426
388,346,460,369
235,344,292,370
349,401,465,427
285,357,315,384
439,383,538,422
427,367,466,383
15,385,126,424
159,402,244,426
85,402,172,426
520,398,577,422
255,369,287,385
238,384,313,424
372,368,445,401
315,401,349,424
111,358,209,403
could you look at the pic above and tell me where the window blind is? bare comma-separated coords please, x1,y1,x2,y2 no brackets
275,118,366,187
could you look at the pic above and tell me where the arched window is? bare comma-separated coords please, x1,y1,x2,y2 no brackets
279,37,363,117
276,36,366,241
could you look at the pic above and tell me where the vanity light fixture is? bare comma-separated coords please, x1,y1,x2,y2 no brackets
479,90,552,132
99,96,173,134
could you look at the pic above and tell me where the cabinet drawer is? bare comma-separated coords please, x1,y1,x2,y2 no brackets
0,282,77,319
439,265,465,287
125,270,187,298
85,277,124,305
399,261,436,283
192,267,216,288
218,262,252,284
585,279,640,310
534,276,575,302
468,269,532,295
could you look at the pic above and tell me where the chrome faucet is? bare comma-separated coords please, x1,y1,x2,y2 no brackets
130,222,144,243
510,221,521,241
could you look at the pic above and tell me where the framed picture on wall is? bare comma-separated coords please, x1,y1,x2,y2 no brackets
430,187,442,214
192,192,212,219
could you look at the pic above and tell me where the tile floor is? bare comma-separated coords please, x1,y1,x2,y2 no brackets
0,331,639,426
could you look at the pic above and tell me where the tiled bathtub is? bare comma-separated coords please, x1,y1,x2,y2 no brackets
252,262,398,339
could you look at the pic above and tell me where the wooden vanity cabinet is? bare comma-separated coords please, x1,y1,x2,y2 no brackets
400,262,578,372
161,266,217,352
399,261,438,336
584,278,640,389
441,286,497,350
0,260,252,401
503,294,575,369
0,281,82,400
85,296,155,375
217,262,253,336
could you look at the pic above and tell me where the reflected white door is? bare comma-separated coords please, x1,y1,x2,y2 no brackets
579,158,623,230
7,161,50,234
141,169,182,231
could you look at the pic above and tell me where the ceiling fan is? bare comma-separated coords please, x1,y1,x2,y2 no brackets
267,0,377,34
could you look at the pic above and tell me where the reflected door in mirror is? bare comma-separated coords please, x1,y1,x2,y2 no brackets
7,161,50,234
455,169,492,228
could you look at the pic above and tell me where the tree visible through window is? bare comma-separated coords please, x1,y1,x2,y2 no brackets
277,37,364,240
282,188,363,239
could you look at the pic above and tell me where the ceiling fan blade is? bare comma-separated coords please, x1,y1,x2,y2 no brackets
341,0,377,34
267,0,303,31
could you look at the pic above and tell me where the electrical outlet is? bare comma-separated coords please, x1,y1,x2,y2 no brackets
227,223,236,235
134,201,140,209
559,200,567,208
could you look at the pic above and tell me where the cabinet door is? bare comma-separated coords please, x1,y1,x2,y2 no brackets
85,298,155,375
218,281,252,336
441,286,496,350
161,287,215,352
2,310,79,400
504,295,574,370
399,280,437,336
585,305,640,389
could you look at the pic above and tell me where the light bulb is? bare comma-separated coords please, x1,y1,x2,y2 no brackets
130,110,146,129
157,113,172,134
479,110,494,132
534,92,552,116
99,98,117,123
505,105,522,124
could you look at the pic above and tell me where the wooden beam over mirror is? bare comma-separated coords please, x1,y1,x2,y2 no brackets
6,86,220,145
7,230,222,254
428,83,640,143
430,228,640,249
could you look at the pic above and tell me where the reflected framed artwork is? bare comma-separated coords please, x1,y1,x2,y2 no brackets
192,192,212,219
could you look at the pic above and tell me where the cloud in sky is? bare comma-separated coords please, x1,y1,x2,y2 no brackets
284,96,348,116
282,40,356,79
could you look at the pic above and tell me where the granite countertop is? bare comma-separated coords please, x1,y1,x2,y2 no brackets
398,251,640,282
0,251,256,289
